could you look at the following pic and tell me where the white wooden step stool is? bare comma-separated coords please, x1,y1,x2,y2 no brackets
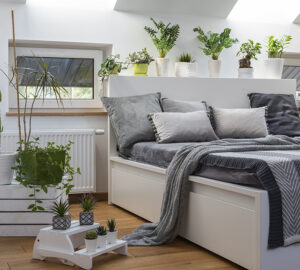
33,220,128,269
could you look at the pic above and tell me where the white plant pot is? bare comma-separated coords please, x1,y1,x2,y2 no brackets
85,238,98,252
0,152,16,185
97,235,107,249
156,58,169,77
264,58,284,79
175,62,197,77
238,68,254,78
107,230,118,244
208,59,221,78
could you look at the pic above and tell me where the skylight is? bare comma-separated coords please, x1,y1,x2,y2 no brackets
228,0,300,23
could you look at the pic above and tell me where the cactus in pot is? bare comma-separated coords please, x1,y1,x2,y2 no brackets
107,218,118,244
79,194,96,225
50,199,71,230
0,90,17,185
96,226,107,248
85,230,98,252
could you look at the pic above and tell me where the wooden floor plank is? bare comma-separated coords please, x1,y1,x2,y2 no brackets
0,201,243,270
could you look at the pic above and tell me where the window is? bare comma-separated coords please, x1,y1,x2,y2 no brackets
9,45,102,110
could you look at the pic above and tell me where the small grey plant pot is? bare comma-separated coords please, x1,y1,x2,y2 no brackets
80,211,94,225
107,230,118,244
52,215,71,230
97,235,107,248
85,238,98,252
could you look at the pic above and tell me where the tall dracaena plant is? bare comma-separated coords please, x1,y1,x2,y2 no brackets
144,18,180,58
0,59,68,149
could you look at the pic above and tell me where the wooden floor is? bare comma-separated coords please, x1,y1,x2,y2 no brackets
0,202,244,270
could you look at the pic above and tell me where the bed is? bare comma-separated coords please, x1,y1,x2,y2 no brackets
107,76,299,270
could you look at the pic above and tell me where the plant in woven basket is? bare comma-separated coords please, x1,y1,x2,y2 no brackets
79,194,96,225
50,199,71,230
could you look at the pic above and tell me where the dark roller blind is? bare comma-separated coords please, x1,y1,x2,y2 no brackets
17,56,94,87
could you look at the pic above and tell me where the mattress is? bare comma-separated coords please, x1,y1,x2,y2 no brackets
129,142,262,188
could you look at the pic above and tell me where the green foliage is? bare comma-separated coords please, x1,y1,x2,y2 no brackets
80,194,96,212
13,139,80,212
266,35,292,58
85,230,97,240
97,54,122,82
96,226,107,236
125,48,154,65
107,218,116,232
236,40,262,60
144,18,180,58
178,53,195,63
50,199,70,217
193,27,238,60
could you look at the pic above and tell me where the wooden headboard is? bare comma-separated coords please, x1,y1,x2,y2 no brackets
107,76,296,156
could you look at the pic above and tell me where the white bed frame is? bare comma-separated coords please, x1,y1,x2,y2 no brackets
107,76,300,270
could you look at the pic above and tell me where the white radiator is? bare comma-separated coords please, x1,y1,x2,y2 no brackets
1,129,97,193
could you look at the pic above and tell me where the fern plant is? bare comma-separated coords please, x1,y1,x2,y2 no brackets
178,53,195,63
107,218,116,232
193,27,238,60
266,35,292,58
80,194,96,212
50,199,70,217
145,18,180,58
236,40,262,68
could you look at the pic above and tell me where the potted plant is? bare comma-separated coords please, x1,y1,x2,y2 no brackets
106,218,117,244
85,230,98,252
124,48,154,76
96,226,107,248
175,53,197,77
193,27,238,78
50,199,71,230
1,59,80,211
80,194,96,225
98,54,122,82
265,35,292,78
236,40,262,78
145,18,180,77
0,90,17,185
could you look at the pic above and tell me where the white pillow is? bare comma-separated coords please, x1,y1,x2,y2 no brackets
211,107,268,139
148,111,218,143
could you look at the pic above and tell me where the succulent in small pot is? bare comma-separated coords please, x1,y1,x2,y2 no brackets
106,218,118,244
124,48,154,76
264,35,292,79
175,53,197,77
50,199,71,230
193,27,238,78
96,226,107,248
79,194,96,225
145,18,180,77
98,54,122,82
236,40,262,78
85,230,98,252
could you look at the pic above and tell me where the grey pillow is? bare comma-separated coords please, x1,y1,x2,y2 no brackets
211,107,268,139
161,98,207,112
102,93,162,157
148,111,218,143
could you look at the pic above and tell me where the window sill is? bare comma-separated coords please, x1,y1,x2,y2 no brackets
6,108,107,117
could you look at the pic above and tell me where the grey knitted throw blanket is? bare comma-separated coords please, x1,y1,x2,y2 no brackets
122,135,300,248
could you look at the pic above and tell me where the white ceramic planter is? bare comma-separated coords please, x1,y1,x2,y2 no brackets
208,59,221,78
238,68,254,78
156,58,169,77
97,235,107,248
175,62,197,77
0,152,16,185
85,238,98,252
107,230,118,244
264,58,284,79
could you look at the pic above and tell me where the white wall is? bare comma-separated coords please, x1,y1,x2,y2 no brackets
0,0,299,192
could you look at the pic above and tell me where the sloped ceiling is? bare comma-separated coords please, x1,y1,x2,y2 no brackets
294,14,300,24
114,0,238,18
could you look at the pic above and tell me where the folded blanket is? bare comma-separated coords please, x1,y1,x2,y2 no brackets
122,135,300,248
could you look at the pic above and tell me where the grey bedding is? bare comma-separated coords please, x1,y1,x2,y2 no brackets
129,142,262,188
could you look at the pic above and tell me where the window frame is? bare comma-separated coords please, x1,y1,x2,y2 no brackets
9,46,103,110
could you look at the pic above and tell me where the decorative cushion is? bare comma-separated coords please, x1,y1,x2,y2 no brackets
101,93,162,157
161,98,207,112
248,93,300,136
211,107,268,139
148,111,218,143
